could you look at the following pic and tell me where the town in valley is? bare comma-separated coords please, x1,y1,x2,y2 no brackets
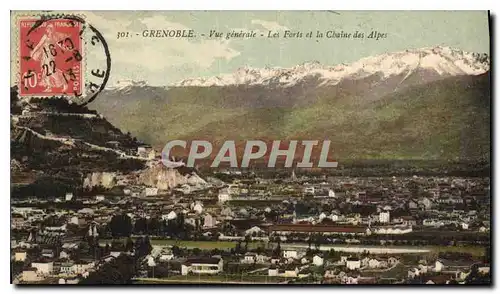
11,141,491,284
10,11,491,286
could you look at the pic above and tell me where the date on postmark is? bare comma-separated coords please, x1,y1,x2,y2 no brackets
19,17,83,97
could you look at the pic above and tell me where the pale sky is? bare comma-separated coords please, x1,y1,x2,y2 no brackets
81,11,490,86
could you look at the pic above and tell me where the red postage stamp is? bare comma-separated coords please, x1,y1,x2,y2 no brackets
18,18,83,97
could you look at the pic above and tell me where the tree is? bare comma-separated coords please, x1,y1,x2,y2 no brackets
244,235,251,251
151,263,169,278
171,245,182,257
235,241,242,254
273,241,282,257
195,218,201,232
148,218,161,236
211,248,221,256
484,246,491,264
104,243,111,255
109,214,132,237
328,249,339,260
11,261,25,280
125,237,134,252
313,234,321,250
306,248,313,257
80,255,136,284
133,218,147,234
134,238,143,255
135,236,152,258
465,266,491,285
111,240,125,252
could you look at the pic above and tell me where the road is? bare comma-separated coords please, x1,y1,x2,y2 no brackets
134,277,275,284
15,125,149,161
281,243,431,254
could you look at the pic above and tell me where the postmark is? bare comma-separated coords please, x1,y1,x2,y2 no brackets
16,14,111,106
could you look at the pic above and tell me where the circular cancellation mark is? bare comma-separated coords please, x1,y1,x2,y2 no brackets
19,14,111,106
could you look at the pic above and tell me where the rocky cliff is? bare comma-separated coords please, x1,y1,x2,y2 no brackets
10,87,207,198
138,163,207,190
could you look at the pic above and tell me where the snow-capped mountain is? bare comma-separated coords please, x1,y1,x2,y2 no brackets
107,80,150,92
171,46,489,87
92,46,490,163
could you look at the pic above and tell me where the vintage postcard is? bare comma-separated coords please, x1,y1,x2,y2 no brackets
10,11,491,285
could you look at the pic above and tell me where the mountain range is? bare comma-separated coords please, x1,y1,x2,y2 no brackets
91,46,491,164
166,46,489,87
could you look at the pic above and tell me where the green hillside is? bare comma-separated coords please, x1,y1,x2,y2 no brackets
92,73,490,161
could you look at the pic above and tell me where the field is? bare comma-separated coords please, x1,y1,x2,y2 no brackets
100,238,264,250
133,275,291,284
362,263,409,280
100,239,486,256
426,245,486,256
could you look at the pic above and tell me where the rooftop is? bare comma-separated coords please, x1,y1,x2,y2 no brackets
270,224,367,233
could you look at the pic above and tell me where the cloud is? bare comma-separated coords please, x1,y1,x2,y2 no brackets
251,19,289,31
84,12,240,83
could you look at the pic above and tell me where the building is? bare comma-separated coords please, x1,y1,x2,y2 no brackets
281,265,299,277
270,265,299,277
11,214,25,227
268,266,279,276
41,249,54,259
408,200,418,210
181,257,223,275
256,254,269,264
162,211,177,221
421,197,433,210
388,257,399,266
60,251,70,259
73,261,95,274
283,250,299,259
313,255,324,266
137,145,155,159
304,187,315,195
159,251,174,261
434,260,444,272
14,251,27,262
379,211,390,223
242,252,257,264
31,261,54,275
218,188,231,203
144,187,159,197
372,226,413,235
65,193,73,201
192,203,203,214
270,224,369,236
245,226,264,236
368,259,381,268
60,263,76,275
203,214,215,228
346,258,361,270
423,219,445,227
22,268,42,282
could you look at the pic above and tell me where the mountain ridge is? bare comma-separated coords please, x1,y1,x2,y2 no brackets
169,46,489,87
90,47,490,163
